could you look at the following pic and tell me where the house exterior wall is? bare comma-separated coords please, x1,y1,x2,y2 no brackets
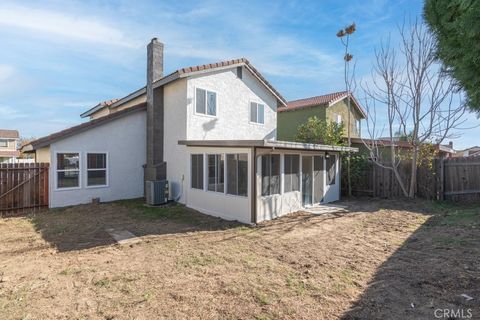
35,147,50,163
277,106,327,141
48,110,146,208
277,99,363,141
185,146,252,224
186,67,277,140
163,78,188,204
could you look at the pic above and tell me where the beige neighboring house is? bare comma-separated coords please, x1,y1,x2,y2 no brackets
454,146,480,158
276,91,367,141
0,129,20,163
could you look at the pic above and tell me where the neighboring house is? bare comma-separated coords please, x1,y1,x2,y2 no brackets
455,146,480,158
277,91,367,141
0,129,20,163
22,38,356,224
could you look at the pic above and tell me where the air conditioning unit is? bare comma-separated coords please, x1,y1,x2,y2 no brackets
146,180,169,205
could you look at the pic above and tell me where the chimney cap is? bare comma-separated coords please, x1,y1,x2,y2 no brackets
151,37,158,42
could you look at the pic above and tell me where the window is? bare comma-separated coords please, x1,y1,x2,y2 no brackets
195,88,216,116
87,153,107,186
284,155,300,192
227,154,248,197
356,119,361,135
207,154,224,193
336,114,342,124
250,102,264,124
56,153,80,189
326,155,336,185
191,154,204,189
261,154,280,196
0,139,7,147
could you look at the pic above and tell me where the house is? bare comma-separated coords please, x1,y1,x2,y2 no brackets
22,38,357,224
455,146,480,158
0,129,20,163
277,91,367,141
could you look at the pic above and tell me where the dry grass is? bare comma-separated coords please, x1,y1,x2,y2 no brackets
0,198,478,319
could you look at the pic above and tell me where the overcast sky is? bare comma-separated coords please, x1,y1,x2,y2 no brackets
0,0,478,149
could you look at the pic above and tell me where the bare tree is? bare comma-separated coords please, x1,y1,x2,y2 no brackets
361,19,467,198
337,23,356,197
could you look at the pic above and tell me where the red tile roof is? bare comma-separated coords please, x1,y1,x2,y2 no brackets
0,129,19,139
23,103,146,152
278,91,367,118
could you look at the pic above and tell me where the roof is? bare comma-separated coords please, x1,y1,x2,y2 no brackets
178,139,358,153
278,91,367,119
22,103,146,152
0,129,19,139
81,58,287,118
0,150,19,157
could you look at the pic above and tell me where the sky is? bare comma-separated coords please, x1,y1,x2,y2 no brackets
0,0,478,149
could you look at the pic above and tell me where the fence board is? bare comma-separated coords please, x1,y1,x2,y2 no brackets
0,163,49,216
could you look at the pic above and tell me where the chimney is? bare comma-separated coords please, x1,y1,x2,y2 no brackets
145,38,167,182
448,141,453,149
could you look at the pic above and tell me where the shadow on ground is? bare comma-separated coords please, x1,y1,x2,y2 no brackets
30,198,242,252
339,200,480,320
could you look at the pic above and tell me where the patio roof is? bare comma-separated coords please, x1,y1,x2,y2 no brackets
178,139,358,152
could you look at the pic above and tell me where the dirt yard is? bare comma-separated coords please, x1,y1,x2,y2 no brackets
0,199,478,320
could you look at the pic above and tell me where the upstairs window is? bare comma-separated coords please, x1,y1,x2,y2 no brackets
356,119,361,135
196,88,217,116
87,153,107,187
250,102,265,124
336,114,342,124
0,139,7,147
56,153,80,189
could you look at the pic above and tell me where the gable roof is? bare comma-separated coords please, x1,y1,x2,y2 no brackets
22,103,146,152
278,91,367,118
0,129,19,139
81,58,287,118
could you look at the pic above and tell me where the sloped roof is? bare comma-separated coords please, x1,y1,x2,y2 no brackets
22,103,146,152
0,129,19,139
81,58,286,118
278,91,367,118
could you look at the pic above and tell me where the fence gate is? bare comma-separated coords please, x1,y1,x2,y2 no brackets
0,163,49,216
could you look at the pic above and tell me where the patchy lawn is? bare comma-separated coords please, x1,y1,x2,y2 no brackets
0,199,478,319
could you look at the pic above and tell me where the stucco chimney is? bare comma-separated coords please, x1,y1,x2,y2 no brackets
145,38,167,182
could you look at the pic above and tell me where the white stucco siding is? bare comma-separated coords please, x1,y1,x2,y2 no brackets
48,110,146,208
185,146,252,224
163,78,188,204
186,67,277,140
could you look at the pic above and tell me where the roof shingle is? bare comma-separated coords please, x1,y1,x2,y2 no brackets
0,129,19,139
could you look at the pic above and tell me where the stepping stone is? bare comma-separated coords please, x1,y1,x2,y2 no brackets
105,228,141,245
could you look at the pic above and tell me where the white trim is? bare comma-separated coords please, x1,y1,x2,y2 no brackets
54,151,82,191
85,152,109,189
193,86,218,118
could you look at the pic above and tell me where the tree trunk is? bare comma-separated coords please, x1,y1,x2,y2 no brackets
408,146,418,198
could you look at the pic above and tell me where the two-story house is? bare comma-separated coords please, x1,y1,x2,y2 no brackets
22,39,357,224
0,129,20,163
277,91,367,141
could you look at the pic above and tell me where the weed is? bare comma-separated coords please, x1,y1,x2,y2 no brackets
94,278,111,288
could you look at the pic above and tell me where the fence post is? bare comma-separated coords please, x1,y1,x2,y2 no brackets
440,157,445,201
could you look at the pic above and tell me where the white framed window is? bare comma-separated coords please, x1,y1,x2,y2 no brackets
261,154,281,196
86,153,108,187
284,154,300,192
336,114,342,124
195,88,217,116
0,139,7,147
56,152,80,189
250,102,265,124
191,154,204,189
227,153,248,197
207,154,224,193
356,119,361,135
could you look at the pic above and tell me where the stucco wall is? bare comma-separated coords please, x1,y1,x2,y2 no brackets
277,106,327,141
48,110,146,208
186,67,277,140
163,78,188,204
326,99,363,138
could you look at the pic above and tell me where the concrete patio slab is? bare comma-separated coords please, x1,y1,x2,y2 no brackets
304,204,348,215
105,228,141,245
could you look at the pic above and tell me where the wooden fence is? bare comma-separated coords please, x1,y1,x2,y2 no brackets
0,163,49,216
345,157,480,202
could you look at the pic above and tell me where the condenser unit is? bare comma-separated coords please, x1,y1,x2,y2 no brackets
145,180,169,205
